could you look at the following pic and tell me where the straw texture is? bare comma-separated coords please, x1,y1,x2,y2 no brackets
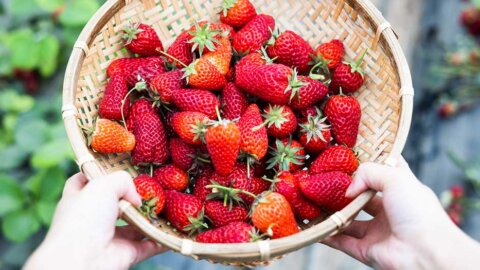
62,0,413,265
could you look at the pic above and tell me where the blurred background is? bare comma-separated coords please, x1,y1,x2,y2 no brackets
1,0,480,269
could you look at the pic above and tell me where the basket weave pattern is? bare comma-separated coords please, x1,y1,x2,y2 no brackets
64,0,413,265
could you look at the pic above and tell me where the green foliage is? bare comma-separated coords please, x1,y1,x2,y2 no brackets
59,0,100,27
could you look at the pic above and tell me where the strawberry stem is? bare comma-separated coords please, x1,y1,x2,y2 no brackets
156,49,188,68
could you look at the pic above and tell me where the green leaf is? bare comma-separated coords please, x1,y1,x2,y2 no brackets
59,0,99,27
0,89,35,113
0,175,26,217
473,0,480,9
2,29,40,70
62,26,83,47
115,219,129,227
9,0,41,18
15,119,49,152
35,201,57,226
38,34,60,77
35,0,64,12
30,139,74,169
2,210,41,243
0,146,29,170
0,43,12,76
39,167,66,201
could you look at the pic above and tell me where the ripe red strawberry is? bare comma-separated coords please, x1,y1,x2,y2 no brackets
298,114,331,155
299,172,353,212
171,89,220,119
162,109,178,138
268,138,305,172
196,222,254,243
205,117,241,176
172,111,210,145
221,82,249,120
460,7,480,36
329,50,367,94
90,119,135,154
238,104,268,164
252,159,267,177
202,37,232,76
183,58,227,91
310,145,359,175
133,174,165,216
150,70,184,104
98,73,130,121
164,190,206,233
153,164,189,192
228,164,254,205
220,0,257,30
250,176,271,195
274,171,322,221
324,94,361,148
169,138,196,171
262,105,297,138
312,39,344,70
126,98,157,131
266,30,313,74
244,64,292,104
166,30,194,68
193,167,214,202
125,60,166,87
298,106,320,119
225,67,235,82
131,108,169,166
204,200,248,228
234,51,268,92
289,75,329,110
106,57,164,78
122,22,164,56
251,192,299,239
293,170,309,187
233,14,275,54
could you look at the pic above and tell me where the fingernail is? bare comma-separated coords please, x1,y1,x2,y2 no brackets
345,180,356,198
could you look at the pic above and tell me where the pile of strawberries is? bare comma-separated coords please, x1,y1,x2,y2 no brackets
88,0,366,243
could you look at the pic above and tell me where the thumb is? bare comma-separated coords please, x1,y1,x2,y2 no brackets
346,162,401,198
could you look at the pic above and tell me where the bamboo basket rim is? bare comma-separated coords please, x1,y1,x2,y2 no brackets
62,0,414,263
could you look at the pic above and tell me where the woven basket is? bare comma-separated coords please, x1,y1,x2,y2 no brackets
62,0,413,266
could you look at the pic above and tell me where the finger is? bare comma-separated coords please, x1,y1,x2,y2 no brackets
90,171,141,207
115,225,145,241
346,163,399,197
112,238,166,266
322,234,369,265
396,156,410,169
341,220,370,239
130,240,166,264
62,173,88,196
363,195,383,216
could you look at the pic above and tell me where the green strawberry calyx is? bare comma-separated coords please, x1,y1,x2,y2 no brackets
184,209,208,236
299,110,330,143
206,182,257,210
253,104,288,131
122,21,144,45
221,0,239,17
259,47,276,64
348,48,368,77
286,68,309,102
188,22,221,57
266,138,305,172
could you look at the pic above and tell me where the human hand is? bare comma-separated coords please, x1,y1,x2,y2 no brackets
323,157,480,269
24,171,165,270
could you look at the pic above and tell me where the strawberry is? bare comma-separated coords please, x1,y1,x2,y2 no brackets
220,0,257,30
153,164,189,192
221,82,249,120
267,138,305,172
234,51,269,92
274,171,322,221
252,159,267,177
188,22,222,57
131,108,169,166
204,200,247,228
298,114,331,155
225,67,235,82
193,167,215,202
238,104,268,167
266,30,313,74
162,109,177,138
233,14,275,55
309,145,359,175
460,7,480,36
183,58,227,91
150,70,184,104
312,39,344,71
171,89,220,119
250,176,271,195
122,22,163,56
202,37,232,76
166,30,194,68
289,75,329,110
169,138,196,171
90,119,135,154
164,190,206,233
205,115,241,176
196,222,254,243
293,170,309,187
298,106,320,119
171,111,210,145
126,98,157,131
98,73,130,121
261,105,297,138
299,172,353,212
106,57,164,78
251,192,299,239
329,50,367,94
125,60,166,87
244,64,292,104
133,174,165,216
324,94,361,148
